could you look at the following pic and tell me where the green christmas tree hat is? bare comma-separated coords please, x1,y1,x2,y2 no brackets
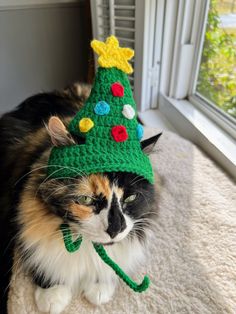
48,35,154,183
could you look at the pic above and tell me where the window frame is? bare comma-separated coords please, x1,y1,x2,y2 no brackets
187,0,236,139
158,94,236,178
156,0,236,178
189,93,236,139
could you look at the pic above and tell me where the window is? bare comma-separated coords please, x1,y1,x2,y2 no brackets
157,0,236,178
196,0,236,121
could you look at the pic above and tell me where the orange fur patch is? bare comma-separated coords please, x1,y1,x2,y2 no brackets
18,189,62,245
70,203,93,220
78,174,111,199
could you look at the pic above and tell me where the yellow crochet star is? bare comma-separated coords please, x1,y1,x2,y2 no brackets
91,35,134,74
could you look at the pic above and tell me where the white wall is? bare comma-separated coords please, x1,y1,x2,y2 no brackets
0,1,90,113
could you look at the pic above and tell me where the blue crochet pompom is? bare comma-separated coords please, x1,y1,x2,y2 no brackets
136,124,144,140
94,101,110,115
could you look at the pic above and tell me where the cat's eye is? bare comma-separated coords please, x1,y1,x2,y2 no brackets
76,195,93,206
124,194,137,203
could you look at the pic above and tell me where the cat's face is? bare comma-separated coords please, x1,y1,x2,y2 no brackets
38,171,155,245
18,117,160,246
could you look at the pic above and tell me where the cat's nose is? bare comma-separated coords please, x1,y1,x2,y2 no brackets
106,211,126,239
106,229,119,239
106,221,126,239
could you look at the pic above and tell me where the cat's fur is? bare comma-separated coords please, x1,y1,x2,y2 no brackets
0,83,160,314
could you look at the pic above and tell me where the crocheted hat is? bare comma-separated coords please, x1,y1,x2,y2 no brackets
48,36,154,183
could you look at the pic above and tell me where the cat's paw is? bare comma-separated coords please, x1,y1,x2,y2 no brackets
84,282,115,305
35,285,72,314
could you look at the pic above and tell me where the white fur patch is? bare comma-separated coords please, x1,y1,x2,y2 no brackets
83,282,116,305
27,235,145,296
35,285,72,314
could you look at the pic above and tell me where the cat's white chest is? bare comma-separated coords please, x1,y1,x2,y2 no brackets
28,237,145,294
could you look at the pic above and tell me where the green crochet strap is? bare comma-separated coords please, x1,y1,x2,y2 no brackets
60,223,150,293
93,243,150,293
60,223,82,253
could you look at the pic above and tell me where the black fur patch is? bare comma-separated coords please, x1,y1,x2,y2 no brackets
6,92,78,128
94,193,108,214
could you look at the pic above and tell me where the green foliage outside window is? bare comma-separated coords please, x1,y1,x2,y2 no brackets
197,0,236,119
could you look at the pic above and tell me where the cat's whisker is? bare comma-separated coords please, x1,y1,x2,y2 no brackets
137,211,159,217
33,166,88,199
78,227,101,239
14,165,55,186
133,220,154,228
43,184,78,201
130,176,146,186
134,219,159,229
33,169,67,198
135,217,158,224
135,189,153,212
50,177,81,182
129,175,140,184
43,165,87,182
129,228,147,240
34,169,76,198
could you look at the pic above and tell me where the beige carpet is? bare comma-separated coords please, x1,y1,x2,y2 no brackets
8,129,236,314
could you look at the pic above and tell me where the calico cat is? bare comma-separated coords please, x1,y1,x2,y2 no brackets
0,83,161,314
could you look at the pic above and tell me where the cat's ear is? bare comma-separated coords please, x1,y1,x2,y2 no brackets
47,116,75,147
141,133,162,154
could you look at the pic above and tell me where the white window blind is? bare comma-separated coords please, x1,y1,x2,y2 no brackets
90,0,164,112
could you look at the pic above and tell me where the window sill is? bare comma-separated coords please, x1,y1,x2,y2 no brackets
156,94,236,180
138,108,176,132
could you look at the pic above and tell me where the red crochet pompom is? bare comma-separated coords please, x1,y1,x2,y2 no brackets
111,82,124,97
111,125,128,142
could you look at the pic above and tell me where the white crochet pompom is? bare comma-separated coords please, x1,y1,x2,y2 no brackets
122,105,135,120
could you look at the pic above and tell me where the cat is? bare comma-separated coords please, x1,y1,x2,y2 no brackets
0,83,161,314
